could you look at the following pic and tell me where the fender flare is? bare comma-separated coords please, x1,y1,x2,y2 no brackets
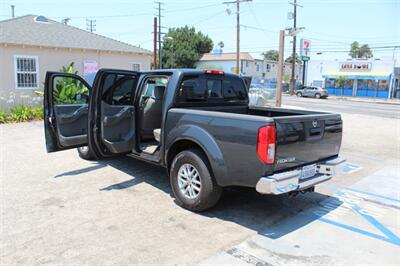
165,124,228,186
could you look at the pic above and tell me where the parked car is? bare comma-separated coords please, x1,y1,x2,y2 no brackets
296,86,328,99
43,69,345,211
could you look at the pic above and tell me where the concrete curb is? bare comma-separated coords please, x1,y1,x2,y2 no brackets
331,97,400,106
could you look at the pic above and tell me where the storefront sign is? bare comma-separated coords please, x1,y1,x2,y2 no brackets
83,60,98,75
339,62,371,72
300,39,311,58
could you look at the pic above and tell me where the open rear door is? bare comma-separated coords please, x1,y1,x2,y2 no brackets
90,69,139,156
44,71,91,152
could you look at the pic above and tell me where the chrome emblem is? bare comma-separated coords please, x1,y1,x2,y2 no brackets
312,120,318,127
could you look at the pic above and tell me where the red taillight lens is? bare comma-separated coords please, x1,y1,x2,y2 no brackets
257,125,276,164
204,69,224,75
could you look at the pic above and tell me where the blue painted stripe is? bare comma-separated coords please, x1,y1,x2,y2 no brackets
324,184,400,245
345,187,400,204
317,217,400,246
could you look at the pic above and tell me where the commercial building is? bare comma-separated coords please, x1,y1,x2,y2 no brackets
306,58,399,99
0,15,152,108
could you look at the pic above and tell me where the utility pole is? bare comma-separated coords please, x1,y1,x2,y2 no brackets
223,0,252,75
11,5,15,18
276,30,285,107
86,19,96,32
155,2,164,69
153,17,158,69
290,0,297,95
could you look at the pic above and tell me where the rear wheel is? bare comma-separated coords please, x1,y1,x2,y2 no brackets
315,93,321,99
170,149,222,212
77,146,96,160
296,92,302,97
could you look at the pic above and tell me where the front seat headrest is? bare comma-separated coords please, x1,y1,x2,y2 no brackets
154,86,165,100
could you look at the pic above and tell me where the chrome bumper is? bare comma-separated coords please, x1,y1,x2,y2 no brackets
256,157,346,195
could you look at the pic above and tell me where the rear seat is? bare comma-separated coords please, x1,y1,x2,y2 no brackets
153,128,161,142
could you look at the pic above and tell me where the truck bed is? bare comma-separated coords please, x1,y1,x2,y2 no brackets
167,105,342,187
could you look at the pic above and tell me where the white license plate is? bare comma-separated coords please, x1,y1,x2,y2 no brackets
301,164,317,179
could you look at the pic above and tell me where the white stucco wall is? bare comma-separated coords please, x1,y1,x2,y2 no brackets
0,44,151,108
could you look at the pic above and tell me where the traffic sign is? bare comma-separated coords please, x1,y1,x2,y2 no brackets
302,56,310,61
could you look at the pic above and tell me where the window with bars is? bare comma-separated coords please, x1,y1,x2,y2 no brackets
132,63,141,72
14,56,39,89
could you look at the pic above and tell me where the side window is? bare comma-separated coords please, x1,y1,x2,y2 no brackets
102,74,136,105
176,76,206,102
207,79,222,98
140,76,168,102
53,76,89,105
223,78,247,101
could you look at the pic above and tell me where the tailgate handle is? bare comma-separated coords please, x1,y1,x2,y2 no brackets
309,127,322,136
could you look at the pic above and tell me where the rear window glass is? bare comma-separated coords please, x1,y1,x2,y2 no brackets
176,75,247,104
207,79,222,98
176,75,206,102
223,78,247,101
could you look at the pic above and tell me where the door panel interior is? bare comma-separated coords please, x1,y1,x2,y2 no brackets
101,103,135,153
44,71,91,152
54,104,88,147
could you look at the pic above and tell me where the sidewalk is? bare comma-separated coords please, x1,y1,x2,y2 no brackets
327,95,400,105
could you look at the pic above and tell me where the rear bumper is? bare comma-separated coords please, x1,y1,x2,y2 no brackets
255,157,346,195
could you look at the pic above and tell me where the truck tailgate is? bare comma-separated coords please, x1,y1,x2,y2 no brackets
274,113,342,172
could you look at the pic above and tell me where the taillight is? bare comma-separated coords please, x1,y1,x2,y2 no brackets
257,125,276,164
204,69,224,75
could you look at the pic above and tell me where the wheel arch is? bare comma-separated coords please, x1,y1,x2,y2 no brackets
165,126,228,186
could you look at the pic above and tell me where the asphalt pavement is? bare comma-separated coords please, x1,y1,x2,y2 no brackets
1,109,399,265
282,95,400,119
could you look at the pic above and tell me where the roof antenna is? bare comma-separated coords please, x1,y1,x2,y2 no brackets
11,5,15,18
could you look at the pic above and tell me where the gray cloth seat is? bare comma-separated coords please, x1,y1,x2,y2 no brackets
141,85,165,140
153,128,161,142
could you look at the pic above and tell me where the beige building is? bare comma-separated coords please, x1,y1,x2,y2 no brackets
196,52,301,84
0,15,152,108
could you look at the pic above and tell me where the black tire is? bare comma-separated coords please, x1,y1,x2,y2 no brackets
315,93,321,99
296,92,302,97
169,149,222,212
77,146,96,160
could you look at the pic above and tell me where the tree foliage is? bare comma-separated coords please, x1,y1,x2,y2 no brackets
262,50,279,61
285,53,302,64
349,41,373,59
162,26,213,68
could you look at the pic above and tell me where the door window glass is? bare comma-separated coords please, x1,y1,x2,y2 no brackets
53,76,89,105
102,74,137,105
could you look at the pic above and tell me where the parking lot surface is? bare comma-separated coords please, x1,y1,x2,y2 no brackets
1,109,399,265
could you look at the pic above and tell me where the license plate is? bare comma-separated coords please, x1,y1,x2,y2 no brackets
301,164,317,179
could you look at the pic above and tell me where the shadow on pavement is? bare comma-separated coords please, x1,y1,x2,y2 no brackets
56,155,343,238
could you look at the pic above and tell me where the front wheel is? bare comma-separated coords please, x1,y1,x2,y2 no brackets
315,93,321,99
296,92,302,97
170,149,222,212
77,146,96,160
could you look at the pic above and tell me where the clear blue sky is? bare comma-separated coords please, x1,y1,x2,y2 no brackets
1,0,399,61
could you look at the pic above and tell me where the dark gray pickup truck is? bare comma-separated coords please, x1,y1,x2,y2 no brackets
44,69,345,211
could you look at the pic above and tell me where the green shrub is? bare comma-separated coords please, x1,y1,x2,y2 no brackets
0,105,44,123
0,111,7,123
32,107,44,120
9,105,35,122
